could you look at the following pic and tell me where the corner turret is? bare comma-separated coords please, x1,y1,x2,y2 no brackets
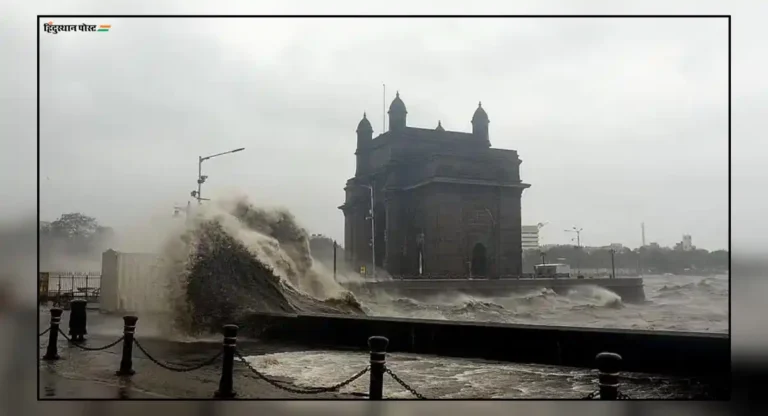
471,102,490,146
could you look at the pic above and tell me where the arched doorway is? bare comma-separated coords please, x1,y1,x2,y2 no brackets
471,243,487,277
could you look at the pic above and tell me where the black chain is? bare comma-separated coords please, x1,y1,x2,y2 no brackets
58,328,124,351
582,390,631,400
582,390,599,399
617,391,631,400
39,327,50,337
235,349,369,395
384,366,426,399
133,338,222,372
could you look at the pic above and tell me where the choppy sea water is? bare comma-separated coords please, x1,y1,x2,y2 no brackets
32,201,730,398
242,349,712,399
359,274,729,333
241,274,727,398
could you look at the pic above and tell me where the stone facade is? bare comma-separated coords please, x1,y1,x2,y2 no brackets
339,92,530,277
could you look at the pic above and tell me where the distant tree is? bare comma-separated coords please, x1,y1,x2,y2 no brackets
525,243,728,275
49,213,99,238
40,213,112,259
39,220,52,233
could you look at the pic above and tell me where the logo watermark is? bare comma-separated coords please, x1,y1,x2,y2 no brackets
42,21,111,34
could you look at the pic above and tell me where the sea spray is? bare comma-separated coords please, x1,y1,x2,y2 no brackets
160,196,364,336
575,285,624,309
104,195,725,335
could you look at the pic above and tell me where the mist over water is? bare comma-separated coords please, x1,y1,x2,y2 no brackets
156,196,365,335
45,198,726,337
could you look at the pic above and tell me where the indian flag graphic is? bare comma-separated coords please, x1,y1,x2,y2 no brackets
98,24,111,32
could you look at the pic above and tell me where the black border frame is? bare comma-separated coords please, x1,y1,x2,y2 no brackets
36,14,731,401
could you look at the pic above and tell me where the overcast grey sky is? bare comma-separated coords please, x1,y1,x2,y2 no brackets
3,0,765,253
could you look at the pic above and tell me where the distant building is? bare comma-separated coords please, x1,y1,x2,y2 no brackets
593,243,623,253
582,246,600,254
340,92,530,277
521,225,540,250
682,235,693,251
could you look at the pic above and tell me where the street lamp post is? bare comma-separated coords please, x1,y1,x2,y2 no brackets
482,208,499,278
565,227,583,275
190,148,245,205
173,201,191,221
333,240,338,281
416,230,425,276
355,183,376,278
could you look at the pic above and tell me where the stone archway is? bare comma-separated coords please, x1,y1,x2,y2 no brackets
471,243,487,277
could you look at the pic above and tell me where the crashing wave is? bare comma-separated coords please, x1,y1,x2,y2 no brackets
453,299,505,314
655,277,727,298
163,197,365,336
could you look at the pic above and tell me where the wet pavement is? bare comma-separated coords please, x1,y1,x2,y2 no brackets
38,308,353,399
37,308,717,399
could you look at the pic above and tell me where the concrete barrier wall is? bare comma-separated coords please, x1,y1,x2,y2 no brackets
100,250,119,311
248,312,729,380
100,250,166,314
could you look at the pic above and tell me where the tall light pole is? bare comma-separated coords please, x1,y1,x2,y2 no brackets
355,183,376,278
173,201,191,221
565,226,582,247
333,240,337,281
565,227,583,274
482,208,499,278
190,148,245,205
416,230,425,276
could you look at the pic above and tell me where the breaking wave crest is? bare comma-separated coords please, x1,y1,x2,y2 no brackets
360,285,627,325
161,196,364,335
655,277,728,298
119,195,724,336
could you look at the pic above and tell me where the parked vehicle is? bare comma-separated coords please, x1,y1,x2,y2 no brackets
533,263,571,279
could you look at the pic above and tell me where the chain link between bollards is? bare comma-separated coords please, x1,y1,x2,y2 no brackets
235,349,370,395
133,338,223,372
582,390,631,399
582,390,599,399
384,366,427,399
617,391,631,399
58,328,125,351
36,310,640,400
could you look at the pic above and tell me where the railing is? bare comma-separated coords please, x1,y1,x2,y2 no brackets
39,272,101,308
39,302,630,400
358,274,618,280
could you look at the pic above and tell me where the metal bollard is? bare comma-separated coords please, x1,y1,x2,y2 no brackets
42,308,63,361
368,335,389,400
68,299,88,342
596,352,622,400
214,324,238,399
116,316,138,376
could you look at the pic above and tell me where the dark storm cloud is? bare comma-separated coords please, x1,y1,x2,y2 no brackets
1,1,743,252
